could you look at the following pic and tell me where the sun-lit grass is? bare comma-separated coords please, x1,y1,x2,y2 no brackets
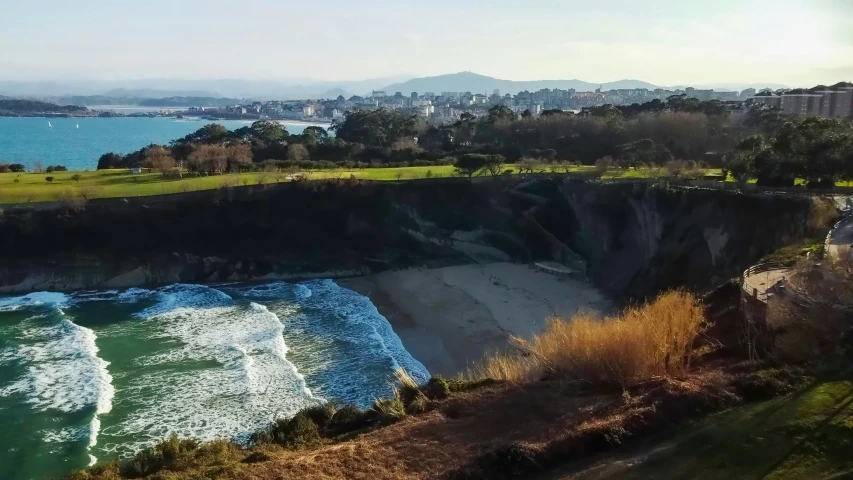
0,166,458,204
471,290,708,388
0,165,723,205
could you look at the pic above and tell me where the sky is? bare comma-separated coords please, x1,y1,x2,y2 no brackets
1,0,852,87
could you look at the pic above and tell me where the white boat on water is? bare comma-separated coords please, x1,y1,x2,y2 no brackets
48,121,52,128
76,124,79,129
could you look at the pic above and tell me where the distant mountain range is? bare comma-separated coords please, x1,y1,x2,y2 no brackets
0,72,791,102
0,76,411,100
381,72,660,95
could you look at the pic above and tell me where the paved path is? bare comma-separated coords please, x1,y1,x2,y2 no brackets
743,268,792,302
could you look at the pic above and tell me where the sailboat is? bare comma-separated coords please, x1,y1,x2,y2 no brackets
48,121,52,128
76,124,79,129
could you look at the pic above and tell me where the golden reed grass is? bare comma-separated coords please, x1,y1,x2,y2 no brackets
471,290,707,388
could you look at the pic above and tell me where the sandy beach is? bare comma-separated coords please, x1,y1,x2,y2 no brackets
341,262,613,377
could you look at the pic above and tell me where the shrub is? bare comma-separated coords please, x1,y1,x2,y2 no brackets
67,461,121,480
328,404,372,433
425,375,451,400
472,291,707,388
592,156,614,177
120,436,200,477
252,410,322,449
45,176,55,183
373,390,407,424
71,173,82,182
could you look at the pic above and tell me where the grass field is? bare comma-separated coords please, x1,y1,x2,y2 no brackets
587,378,853,479
0,166,459,204
0,165,702,205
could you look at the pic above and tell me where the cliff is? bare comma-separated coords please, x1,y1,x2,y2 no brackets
0,178,819,297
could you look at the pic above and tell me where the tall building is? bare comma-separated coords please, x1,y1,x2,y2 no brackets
751,85,853,119
411,92,418,99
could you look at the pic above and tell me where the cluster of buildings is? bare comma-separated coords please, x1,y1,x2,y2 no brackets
749,85,853,119
327,87,763,123
187,101,341,120
181,82,853,123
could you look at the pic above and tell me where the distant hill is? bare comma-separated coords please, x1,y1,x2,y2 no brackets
0,76,413,100
0,99,88,115
381,72,659,95
138,96,244,107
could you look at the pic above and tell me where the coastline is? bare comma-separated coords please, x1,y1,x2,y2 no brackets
340,262,613,377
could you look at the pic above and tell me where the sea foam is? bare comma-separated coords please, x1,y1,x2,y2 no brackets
98,284,318,456
0,292,70,312
0,306,114,465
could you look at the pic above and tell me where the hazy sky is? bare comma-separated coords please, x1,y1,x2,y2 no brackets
1,0,851,86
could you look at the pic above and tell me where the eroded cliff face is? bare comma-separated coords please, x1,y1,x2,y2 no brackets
0,178,818,297
556,181,815,297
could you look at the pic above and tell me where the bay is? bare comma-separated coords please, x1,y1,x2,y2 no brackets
0,117,331,171
0,281,428,480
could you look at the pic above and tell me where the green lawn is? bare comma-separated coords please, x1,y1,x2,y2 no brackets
0,166,458,204
0,165,718,205
553,377,853,480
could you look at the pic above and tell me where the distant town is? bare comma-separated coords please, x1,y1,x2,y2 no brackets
2,81,852,122
117,81,853,123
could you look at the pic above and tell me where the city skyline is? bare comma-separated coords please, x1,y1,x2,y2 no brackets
1,0,851,87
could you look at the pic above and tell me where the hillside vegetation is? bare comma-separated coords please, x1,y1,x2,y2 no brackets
69,291,823,480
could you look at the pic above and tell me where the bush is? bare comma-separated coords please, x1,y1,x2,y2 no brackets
425,376,451,400
45,176,55,183
471,291,707,388
252,410,322,449
120,436,200,477
373,391,407,424
328,404,372,433
71,173,82,182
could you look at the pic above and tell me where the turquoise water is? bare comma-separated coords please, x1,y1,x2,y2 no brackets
0,117,329,171
0,281,428,480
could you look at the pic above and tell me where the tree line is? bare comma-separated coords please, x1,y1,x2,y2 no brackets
93,94,848,180
725,117,853,187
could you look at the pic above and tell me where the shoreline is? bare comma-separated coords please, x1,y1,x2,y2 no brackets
340,262,613,377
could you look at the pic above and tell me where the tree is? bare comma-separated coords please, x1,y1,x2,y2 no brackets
521,109,533,119
188,144,228,174
331,109,419,148
71,174,82,182
142,145,176,177
300,126,329,147
665,159,687,178
487,105,517,123
287,144,310,162
454,154,490,178
8,164,25,173
517,158,541,174
484,154,505,176
45,176,54,183
97,152,124,170
176,124,229,145
226,143,253,172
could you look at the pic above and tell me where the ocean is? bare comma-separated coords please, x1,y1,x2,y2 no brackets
0,117,330,171
0,281,428,480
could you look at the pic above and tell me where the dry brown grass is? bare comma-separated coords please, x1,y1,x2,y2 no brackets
471,290,708,388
